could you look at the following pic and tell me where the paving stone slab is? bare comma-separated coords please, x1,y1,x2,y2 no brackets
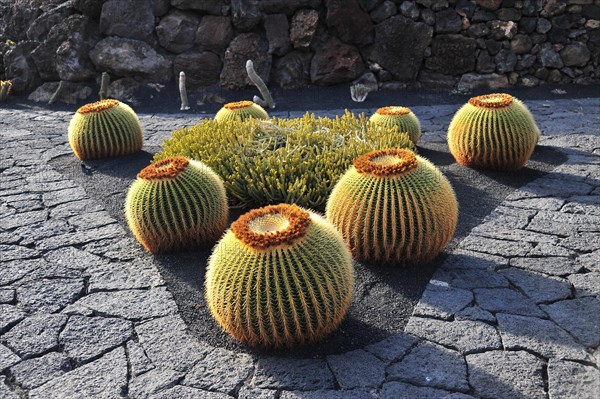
438,268,509,290
466,351,545,399
88,260,164,292
29,347,127,399
380,381,469,399
0,289,14,304
413,285,473,320
0,244,41,261
496,313,589,361
568,272,600,297
251,357,335,390
0,304,26,334
454,306,496,323
44,246,109,271
3,314,67,360
387,341,469,393
326,349,385,389
127,340,155,377
36,223,125,251
510,256,582,276
474,288,545,317
48,198,104,219
184,348,254,395
404,317,501,354
129,367,184,399
67,211,117,231
9,352,71,389
541,297,600,347
527,242,576,257
281,389,377,399
442,249,508,271
0,258,48,286
527,211,600,236
0,343,20,373
238,386,278,399
0,209,48,230
17,277,85,314
561,233,600,254
363,333,419,363
60,316,134,364
548,359,600,399
499,268,572,303
459,236,533,257
149,385,234,399
15,219,74,246
42,187,88,207
0,376,19,399
75,288,177,320
136,315,212,373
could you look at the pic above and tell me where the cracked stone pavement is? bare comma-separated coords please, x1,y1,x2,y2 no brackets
1,97,599,398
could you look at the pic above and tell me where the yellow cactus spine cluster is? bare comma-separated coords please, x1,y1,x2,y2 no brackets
125,156,229,253
447,93,540,171
326,148,458,265
205,203,354,348
0,80,11,101
370,106,421,144
68,99,143,160
214,100,269,122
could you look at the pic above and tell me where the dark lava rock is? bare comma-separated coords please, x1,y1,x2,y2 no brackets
488,20,518,40
560,42,591,67
195,16,235,53
220,33,271,90
325,0,374,46
477,51,496,73
476,0,503,11
290,9,320,49
426,35,477,75
538,42,564,68
99,0,154,42
510,34,533,54
171,0,226,15
435,8,462,34
3,41,42,93
74,0,105,19
258,0,322,16
310,37,363,85
0,0,44,42
156,10,200,54
174,52,222,88
27,1,75,42
272,50,312,89
231,0,262,32
264,14,291,56
495,48,518,73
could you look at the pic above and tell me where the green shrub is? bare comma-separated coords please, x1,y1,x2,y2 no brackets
155,111,415,209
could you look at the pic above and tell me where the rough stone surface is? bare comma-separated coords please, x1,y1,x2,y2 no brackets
173,52,222,88
413,285,473,320
129,368,184,399
499,268,571,303
466,351,545,399
264,14,291,56
327,349,385,389
195,16,235,52
370,15,433,81
281,389,377,399
435,8,462,33
539,43,565,68
3,41,41,94
387,341,469,392
156,10,199,53
59,316,133,364
220,33,271,90
380,381,463,399
547,359,600,399
9,352,71,389
0,344,20,373
310,37,363,85
3,314,67,359
325,0,374,46
404,317,501,354
252,357,335,390
426,35,476,75
560,42,591,66
290,9,320,49
99,0,154,41
75,288,177,320
364,333,419,363
0,305,26,334
272,51,312,89
150,385,234,399
457,72,509,90
29,347,127,399
17,278,84,314
184,348,254,394
541,297,600,347
474,288,545,317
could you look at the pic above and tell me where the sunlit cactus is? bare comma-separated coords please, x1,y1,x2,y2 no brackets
205,203,354,348
0,80,12,101
448,93,540,171
370,106,421,144
68,99,143,160
326,148,458,265
125,156,228,253
214,100,269,122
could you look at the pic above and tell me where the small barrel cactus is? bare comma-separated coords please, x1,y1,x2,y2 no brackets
0,80,12,101
125,156,228,253
205,203,354,348
370,106,421,144
326,148,458,265
214,100,268,122
68,99,143,160
448,93,540,171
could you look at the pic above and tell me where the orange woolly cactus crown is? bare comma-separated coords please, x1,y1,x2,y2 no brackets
137,156,189,180
230,204,311,250
223,100,254,110
375,106,412,116
77,99,120,114
468,93,513,108
354,148,418,177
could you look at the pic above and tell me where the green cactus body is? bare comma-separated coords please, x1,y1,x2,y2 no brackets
448,93,540,171
68,99,143,160
326,148,458,265
205,203,354,348
214,100,269,122
125,156,228,253
0,80,12,101
370,106,421,144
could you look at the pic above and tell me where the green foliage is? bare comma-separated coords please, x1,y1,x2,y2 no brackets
155,111,416,209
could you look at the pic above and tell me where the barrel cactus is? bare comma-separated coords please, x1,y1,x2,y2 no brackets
68,99,143,160
0,80,11,101
205,203,354,348
326,148,458,265
448,93,540,171
125,156,229,253
214,100,268,122
370,106,421,144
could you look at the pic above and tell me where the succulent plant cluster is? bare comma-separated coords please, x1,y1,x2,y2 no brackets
0,80,11,101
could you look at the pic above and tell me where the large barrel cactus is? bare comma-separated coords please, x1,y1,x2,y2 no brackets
214,100,268,122
68,99,143,160
370,106,421,144
125,156,228,253
448,93,540,171
205,203,354,348
326,148,458,265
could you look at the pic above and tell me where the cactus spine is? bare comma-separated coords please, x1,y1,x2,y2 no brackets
68,99,143,160
370,106,421,144
205,203,354,348
0,80,11,101
214,100,268,122
448,93,540,171
125,156,228,253
326,148,458,265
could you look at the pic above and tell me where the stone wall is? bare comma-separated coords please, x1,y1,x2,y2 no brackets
1,0,599,98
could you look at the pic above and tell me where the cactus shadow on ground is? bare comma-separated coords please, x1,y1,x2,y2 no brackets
49,142,566,357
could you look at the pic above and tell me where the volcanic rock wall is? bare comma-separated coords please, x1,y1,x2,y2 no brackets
1,0,598,98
